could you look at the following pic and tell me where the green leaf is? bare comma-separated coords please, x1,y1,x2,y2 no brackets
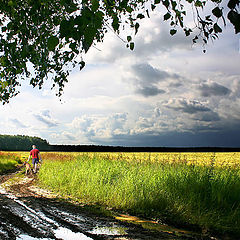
205,15,212,22
83,27,96,52
146,9,150,18
95,11,104,20
212,7,222,18
170,29,177,35
151,4,156,10
227,0,239,9
227,10,240,33
0,81,9,89
204,31,209,38
171,1,177,10
164,12,171,21
69,42,78,53
135,22,140,34
60,19,73,37
213,23,222,33
8,1,14,7
193,35,198,43
127,36,132,42
137,14,145,19
184,28,192,36
47,36,59,51
195,0,202,7
162,0,170,9
130,42,134,50
80,61,85,70
154,0,160,4
126,6,133,13
112,15,120,31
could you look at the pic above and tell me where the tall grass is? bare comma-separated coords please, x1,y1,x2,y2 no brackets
0,152,22,174
38,152,240,236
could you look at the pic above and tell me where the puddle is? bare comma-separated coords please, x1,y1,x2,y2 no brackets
54,227,93,240
1,184,94,240
16,235,51,240
1,188,56,226
115,214,194,236
16,227,94,240
89,225,127,235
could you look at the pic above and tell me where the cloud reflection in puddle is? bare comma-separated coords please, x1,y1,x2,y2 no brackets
17,227,93,240
54,227,93,240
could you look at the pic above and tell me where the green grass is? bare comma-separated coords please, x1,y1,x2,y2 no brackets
38,153,240,236
0,152,22,174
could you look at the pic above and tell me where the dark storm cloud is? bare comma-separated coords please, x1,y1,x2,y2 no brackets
10,118,27,128
193,112,221,122
168,82,183,88
90,130,240,148
136,86,166,97
198,82,231,97
131,63,181,97
132,63,175,84
165,99,211,114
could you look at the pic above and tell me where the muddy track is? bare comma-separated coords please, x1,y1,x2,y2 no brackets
0,171,215,240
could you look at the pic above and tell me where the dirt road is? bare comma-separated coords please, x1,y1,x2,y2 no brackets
0,171,213,240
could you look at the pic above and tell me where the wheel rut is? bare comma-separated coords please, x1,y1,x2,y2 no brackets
0,171,214,240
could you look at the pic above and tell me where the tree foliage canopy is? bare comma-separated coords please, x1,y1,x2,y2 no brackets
0,0,239,104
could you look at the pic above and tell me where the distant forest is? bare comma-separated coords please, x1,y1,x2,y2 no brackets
0,134,51,151
0,134,239,152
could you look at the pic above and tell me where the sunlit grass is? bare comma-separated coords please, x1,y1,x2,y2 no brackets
38,152,240,236
0,152,22,174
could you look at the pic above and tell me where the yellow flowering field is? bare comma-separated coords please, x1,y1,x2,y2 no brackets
27,151,240,169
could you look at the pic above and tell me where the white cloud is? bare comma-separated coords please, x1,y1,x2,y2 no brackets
164,98,211,114
197,81,231,97
9,118,28,128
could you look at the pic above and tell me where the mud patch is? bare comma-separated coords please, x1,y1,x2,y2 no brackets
0,172,217,240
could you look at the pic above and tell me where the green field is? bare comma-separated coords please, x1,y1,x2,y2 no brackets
37,152,240,237
0,152,22,174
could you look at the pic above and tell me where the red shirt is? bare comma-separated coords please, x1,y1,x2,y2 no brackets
30,149,39,159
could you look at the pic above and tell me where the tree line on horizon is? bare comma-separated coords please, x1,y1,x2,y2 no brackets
0,134,50,151
0,134,239,152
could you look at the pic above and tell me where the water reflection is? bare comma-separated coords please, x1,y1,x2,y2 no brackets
16,235,50,240
89,225,127,235
16,227,94,240
54,227,93,240
115,214,193,236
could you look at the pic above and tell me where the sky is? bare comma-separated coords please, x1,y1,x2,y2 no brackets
0,8,240,147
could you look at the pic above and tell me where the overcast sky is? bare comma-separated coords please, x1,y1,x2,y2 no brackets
1,11,240,147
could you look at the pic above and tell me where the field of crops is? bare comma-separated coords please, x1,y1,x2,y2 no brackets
1,151,239,236
35,151,240,236
65,151,240,167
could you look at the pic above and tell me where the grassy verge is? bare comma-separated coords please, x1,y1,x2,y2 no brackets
0,152,22,174
38,152,240,236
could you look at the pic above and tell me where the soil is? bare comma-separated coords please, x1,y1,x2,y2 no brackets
0,170,220,240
